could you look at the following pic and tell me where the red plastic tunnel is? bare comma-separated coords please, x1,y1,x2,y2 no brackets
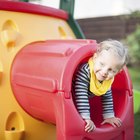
11,40,134,140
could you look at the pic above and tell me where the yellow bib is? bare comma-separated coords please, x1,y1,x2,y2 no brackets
88,58,114,96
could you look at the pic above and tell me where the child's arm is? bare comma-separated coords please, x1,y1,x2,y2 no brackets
101,117,122,127
101,90,122,127
74,63,90,119
85,119,96,132
74,63,95,132
101,89,115,119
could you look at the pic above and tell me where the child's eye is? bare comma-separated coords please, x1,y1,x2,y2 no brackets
108,68,116,73
110,69,117,74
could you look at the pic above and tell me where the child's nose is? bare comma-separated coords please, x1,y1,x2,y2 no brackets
102,69,108,76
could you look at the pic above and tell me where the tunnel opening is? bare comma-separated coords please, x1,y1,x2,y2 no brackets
71,57,129,127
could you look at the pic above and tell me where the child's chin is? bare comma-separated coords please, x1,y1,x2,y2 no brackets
96,74,106,81
97,77,105,81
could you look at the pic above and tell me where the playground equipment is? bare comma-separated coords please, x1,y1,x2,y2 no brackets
0,0,134,140
134,90,140,113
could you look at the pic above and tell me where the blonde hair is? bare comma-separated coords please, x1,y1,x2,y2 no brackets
97,39,129,67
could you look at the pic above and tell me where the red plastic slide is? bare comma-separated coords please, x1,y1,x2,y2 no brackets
11,40,134,140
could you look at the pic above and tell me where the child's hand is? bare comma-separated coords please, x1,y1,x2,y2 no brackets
84,119,96,132
101,117,122,127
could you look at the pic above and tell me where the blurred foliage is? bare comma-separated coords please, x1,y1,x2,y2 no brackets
121,10,140,20
130,10,140,18
124,10,140,66
124,25,140,66
128,67,140,90
135,111,140,140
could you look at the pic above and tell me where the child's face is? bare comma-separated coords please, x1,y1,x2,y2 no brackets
93,50,123,81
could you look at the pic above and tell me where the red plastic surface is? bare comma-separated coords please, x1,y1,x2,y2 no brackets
11,40,134,140
0,1,68,20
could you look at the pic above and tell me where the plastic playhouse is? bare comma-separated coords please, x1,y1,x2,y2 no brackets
0,0,134,140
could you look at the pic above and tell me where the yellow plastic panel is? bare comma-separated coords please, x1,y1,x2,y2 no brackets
0,10,76,140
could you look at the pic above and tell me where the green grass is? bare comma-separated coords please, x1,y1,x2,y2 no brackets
128,67,140,91
128,67,140,140
134,90,140,113
134,111,140,140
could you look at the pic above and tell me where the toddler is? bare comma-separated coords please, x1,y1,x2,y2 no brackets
73,39,129,132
